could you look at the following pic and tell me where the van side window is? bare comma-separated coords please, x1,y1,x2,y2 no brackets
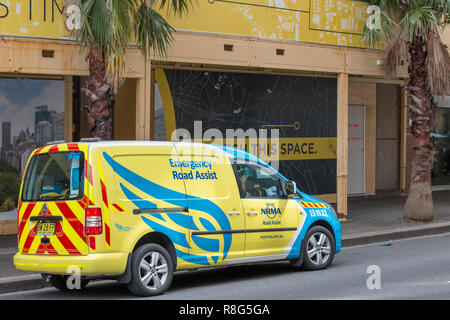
234,163,285,198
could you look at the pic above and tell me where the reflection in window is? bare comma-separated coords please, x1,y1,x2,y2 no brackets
154,83,166,141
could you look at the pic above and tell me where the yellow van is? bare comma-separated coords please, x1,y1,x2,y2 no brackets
14,141,341,296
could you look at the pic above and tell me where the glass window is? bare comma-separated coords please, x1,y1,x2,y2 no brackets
234,162,286,198
431,106,450,186
22,151,84,201
154,83,167,141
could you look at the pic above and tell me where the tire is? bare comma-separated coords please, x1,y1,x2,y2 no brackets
127,243,174,297
48,275,89,291
301,226,336,271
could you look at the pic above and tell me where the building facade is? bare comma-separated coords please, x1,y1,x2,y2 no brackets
0,0,449,218
1,121,11,161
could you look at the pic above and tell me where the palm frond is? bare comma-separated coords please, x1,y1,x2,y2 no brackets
384,26,409,76
401,5,439,41
367,0,401,15
103,0,134,91
426,30,450,96
73,0,191,92
362,8,397,48
158,0,193,17
134,1,176,59
74,0,134,93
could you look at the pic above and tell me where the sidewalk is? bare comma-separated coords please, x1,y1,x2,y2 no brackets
0,190,450,294
0,234,52,294
340,190,450,246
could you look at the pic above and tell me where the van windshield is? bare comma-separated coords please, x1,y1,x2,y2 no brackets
22,151,84,201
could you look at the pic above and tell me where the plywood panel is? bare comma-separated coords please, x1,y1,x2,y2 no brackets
114,79,137,140
0,38,145,77
365,106,376,195
337,73,349,218
376,84,400,192
155,32,388,76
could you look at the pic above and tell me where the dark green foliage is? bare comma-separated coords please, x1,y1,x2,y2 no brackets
0,160,20,211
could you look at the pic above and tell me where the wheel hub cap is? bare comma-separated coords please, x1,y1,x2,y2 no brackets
307,232,331,265
139,251,169,290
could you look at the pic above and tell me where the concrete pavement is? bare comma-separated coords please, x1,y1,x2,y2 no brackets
340,190,450,246
1,190,450,295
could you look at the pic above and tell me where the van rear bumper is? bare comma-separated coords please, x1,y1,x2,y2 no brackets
13,252,129,275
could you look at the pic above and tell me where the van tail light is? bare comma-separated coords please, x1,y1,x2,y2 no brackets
85,208,102,235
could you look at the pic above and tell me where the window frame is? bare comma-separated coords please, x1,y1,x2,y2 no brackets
21,151,85,202
232,160,292,200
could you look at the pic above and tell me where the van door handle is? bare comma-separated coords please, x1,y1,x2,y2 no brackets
227,211,241,215
133,207,187,215
246,211,258,215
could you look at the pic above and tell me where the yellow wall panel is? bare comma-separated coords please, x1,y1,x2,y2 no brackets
0,0,372,48
165,0,371,48
0,0,68,39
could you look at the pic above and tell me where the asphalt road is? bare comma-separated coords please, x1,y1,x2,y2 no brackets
1,233,450,300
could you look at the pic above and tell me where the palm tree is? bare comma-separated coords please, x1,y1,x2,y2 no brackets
73,0,191,140
363,0,450,222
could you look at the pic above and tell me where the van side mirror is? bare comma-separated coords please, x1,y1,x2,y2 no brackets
285,180,296,197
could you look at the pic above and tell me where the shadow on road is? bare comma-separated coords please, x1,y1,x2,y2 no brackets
13,260,339,299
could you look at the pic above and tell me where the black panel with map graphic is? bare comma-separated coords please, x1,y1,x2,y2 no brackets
163,69,337,195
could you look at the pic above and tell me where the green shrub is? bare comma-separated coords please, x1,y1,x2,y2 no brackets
0,160,20,209
0,198,15,212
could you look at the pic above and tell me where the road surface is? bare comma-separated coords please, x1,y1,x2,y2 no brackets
1,233,449,300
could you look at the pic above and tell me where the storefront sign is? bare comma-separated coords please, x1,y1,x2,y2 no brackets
155,68,338,195
165,0,372,48
0,0,68,39
0,0,372,48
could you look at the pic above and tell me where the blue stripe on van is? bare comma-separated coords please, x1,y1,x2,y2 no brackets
141,215,190,249
103,152,232,262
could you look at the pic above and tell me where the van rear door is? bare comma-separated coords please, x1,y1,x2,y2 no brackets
18,145,89,256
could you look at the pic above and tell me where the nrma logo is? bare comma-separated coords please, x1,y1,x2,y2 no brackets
261,203,282,219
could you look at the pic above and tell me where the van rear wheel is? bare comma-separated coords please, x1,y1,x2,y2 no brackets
127,243,174,297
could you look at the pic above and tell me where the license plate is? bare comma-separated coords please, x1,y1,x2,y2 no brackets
36,222,56,236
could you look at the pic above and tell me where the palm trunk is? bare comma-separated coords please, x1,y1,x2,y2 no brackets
403,35,435,222
82,47,114,140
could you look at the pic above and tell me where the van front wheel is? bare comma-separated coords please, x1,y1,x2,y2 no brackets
302,226,335,270
127,243,174,297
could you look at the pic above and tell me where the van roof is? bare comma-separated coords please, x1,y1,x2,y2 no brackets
40,140,268,166
82,140,267,162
